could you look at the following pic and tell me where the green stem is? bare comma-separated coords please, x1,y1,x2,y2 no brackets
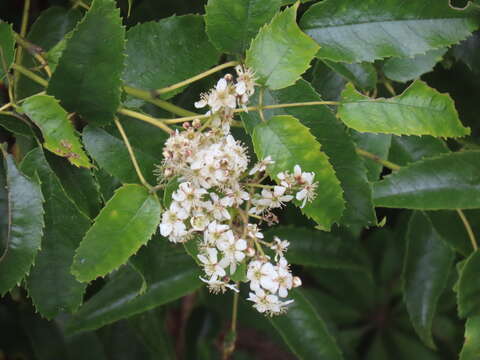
231,290,239,332
456,209,478,252
117,108,173,134
258,87,266,123
114,117,153,190
14,34,52,77
11,64,48,87
244,183,274,189
153,61,240,97
355,147,401,171
123,85,197,117
14,0,31,94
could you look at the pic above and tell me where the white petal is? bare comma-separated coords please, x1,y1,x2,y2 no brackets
216,78,227,91
159,223,172,236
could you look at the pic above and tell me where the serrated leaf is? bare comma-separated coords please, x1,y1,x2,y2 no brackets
351,132,392,182
269,289,344,360
383,48,447,83
252,115,344,230
0,22,15,80
123,15,219,103
458,251,480,318
71,184,161,282
264,226,370,273
67,240,200,333
47,0,125,126
373,151,480,210
300,0,479,63
21,95,92,168
243,80,374,226
310,60,347,101
20,149,91,318
338,80,470,137
205,0,281,54
0,148,44,295
82,120,168,185
16,6,82,99
323,60,377,91
245,4,319,90
403,211,453,348
460,316,480,360
0,113,34,137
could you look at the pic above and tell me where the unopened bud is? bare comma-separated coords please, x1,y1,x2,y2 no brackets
192,118,201,128
164,168,173,177
182,121,191,129
246,247,256,257
292,276,302,288
224,73,233,81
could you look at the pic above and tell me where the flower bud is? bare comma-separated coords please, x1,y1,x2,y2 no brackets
224,73,233,81
192,118,201,128
292,276,302,288
182,121,191,129
246,247,256,257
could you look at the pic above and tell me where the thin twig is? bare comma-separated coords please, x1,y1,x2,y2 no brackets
456,209,478,252
14,0,31,93
153,61,240,96
117,107,173,134
11,63,48,87
355,147,401,171
114,117,153,190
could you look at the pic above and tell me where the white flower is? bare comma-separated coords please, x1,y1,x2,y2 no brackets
203,221,230,246
159,202,188,239
198,247,226,278
217,233,247,273
246,288,293,316
270,236,289,260
235,65,256,97
249,156,275,175
247,260,277,293
258,186,294,209
172,182,207,211
275,257,293,298
209,193,231,221
208,78,237,112
200,276,239,294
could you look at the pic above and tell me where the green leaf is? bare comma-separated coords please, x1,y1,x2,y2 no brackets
460,316,480,360
458,251,480,318
323,60,377,91
383,48,447,83
252,115,344,230
300,0,479,63
310,60,347,101
21,94,92,168
71,184,161,282
403,211,454,348
67,240,200,333
82,120,168,185
454,32,480,74
0,148,44,295
338,81,470,137
16,6,82,99
351,132,392,182
388,135,449,166
373,151,480,210
269,289,344,360
47,154,102,219
20,149,91,318
245,4,319,90
123,15,219,102
0,113,34,137
243,80,375,226
47,0,125,126
205,0,281,54
0,22,15,80
264,226,370,273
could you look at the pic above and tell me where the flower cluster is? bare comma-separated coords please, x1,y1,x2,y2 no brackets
158,66,318,315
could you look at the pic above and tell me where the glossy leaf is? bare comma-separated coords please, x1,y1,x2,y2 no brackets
454,32,480,74
0,22,15,80
0,113,33,137
252,115,344,230
245,4,319,90
264,226,369,273
300,0,479,63
351,132,392,182
47,0,125,126
47,154,102,219
323,60,377,91
458,251,480,318
338,81,470,137
71,184,161,282
243,80,375,226
205,0,281,54
389,135,449,166
383,49,447,83
269,289,344,360
403,211,453,348
123,15,219,102
21,95,92,168
20,149,90,318
82,120,168,185
460,316,480,360
0,149,44,295
374,151,480,210
310,60,347,101
67,240,200,333
16,6,82,99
